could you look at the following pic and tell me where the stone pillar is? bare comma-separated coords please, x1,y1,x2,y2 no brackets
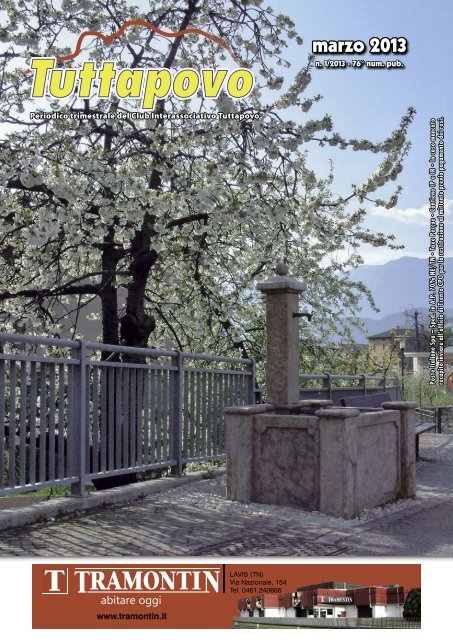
225,405,270,502
256,264,306,406
316,408,360,519
382,401,417,498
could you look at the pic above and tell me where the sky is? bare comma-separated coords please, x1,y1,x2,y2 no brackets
271,0,452,265
1,0,451,265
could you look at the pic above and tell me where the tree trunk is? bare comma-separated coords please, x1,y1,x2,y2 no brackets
121,213,158,361
100,228,120,356
121,4,199,358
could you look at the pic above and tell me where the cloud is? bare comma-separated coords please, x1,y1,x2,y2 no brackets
370,199,453,224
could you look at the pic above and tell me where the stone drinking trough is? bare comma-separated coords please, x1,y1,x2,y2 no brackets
225,265,416,519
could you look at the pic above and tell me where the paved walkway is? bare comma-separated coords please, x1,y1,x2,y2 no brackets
0,433,452,557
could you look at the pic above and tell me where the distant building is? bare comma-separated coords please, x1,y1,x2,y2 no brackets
238,581,412,620
367,326,430,370
405,346,453,374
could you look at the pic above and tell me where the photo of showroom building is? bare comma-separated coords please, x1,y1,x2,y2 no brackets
238,581,413,620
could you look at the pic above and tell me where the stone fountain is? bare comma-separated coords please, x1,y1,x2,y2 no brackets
225,265,416,519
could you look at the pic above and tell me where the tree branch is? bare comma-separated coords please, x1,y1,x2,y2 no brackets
166,213,209,229
0,284,100,301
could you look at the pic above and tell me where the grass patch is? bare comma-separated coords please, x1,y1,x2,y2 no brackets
0,484,95,500
184,460,226,479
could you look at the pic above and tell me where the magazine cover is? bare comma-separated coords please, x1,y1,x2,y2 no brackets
0,0,450,636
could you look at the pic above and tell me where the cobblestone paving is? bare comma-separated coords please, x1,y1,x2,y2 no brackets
339,433,453,556
0,433,451,557
0,479,352,557
199,534,345,556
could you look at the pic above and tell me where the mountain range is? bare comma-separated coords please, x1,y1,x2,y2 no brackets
345,256,452,343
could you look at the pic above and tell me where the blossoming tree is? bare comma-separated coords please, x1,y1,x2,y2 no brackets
0,0,414,359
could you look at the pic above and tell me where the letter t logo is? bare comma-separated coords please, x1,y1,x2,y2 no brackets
43,569,69,594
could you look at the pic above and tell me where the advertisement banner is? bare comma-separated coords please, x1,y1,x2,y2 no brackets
32,562,421,629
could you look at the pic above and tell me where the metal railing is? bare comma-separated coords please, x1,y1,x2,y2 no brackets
416,406,436,425
254,374,401,404
0,331,403,499
234,616,421,629
0,332,255,497
298,373,401,404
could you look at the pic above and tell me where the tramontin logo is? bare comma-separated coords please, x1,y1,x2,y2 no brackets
24,19,255,111
41,567,221,595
